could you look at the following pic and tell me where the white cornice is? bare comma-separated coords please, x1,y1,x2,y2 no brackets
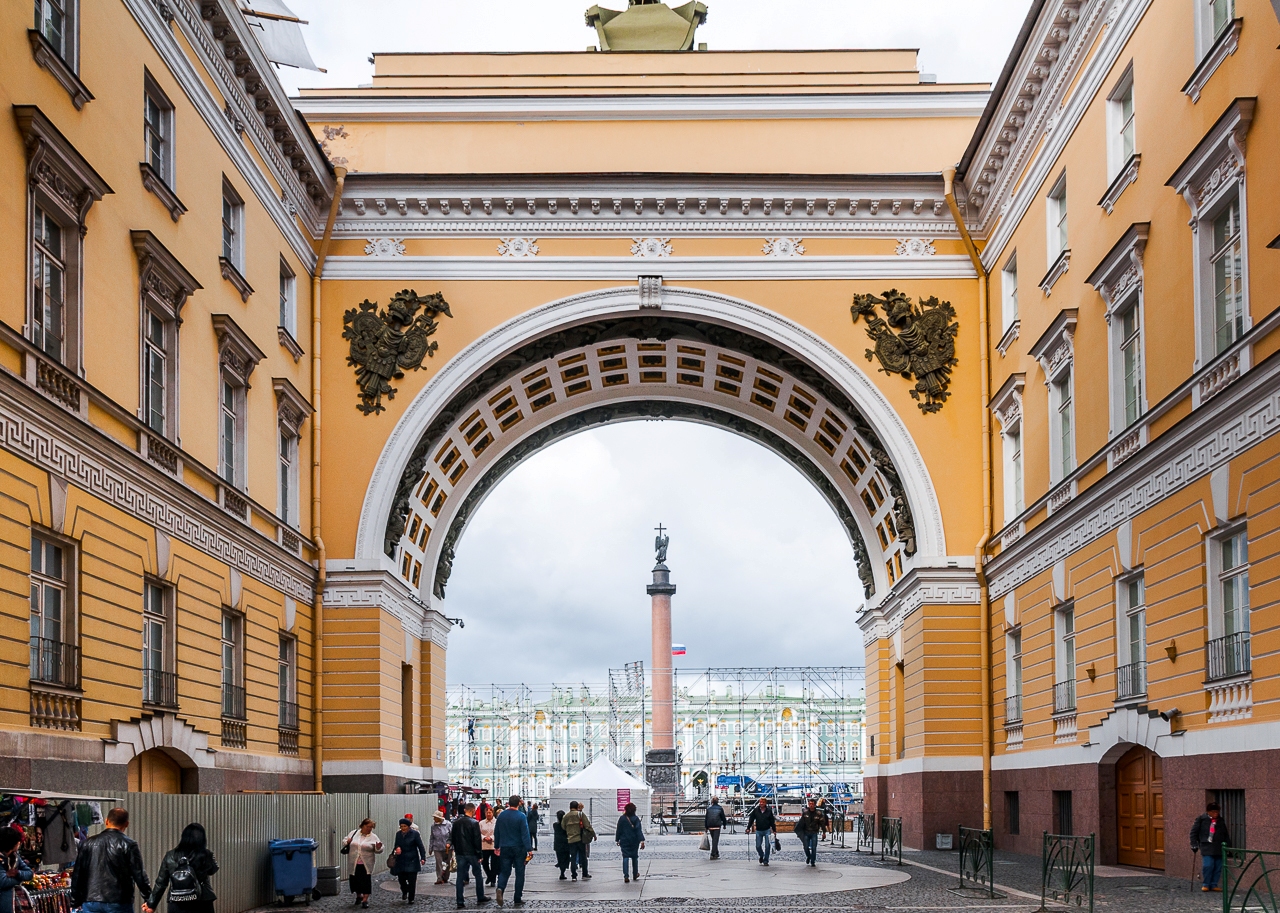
324,567,450,648
291,91,990,123
321,254,977,281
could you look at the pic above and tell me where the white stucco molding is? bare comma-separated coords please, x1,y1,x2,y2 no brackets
857,565,981,642
104,713,217,768
324,568,450,648
353,287,949,576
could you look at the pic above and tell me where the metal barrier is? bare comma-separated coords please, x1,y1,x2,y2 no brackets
855,812,876,853
957,826,999,898
880,816,902,865
828,808,847,848
1224,846,1280,913
1038,832,1094,913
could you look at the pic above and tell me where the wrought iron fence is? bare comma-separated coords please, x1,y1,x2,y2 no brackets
1224,846,1280,913
1038,831,1094,913
1207,632,1252,681
881,816,902,865
1116,661,1146,700
142,669,178,708
221,682,246,720
958,826,998,897
855,812,876,852
1053,679,1076,714
1005,693,1022,722
29,636,79,688
828,808,847,848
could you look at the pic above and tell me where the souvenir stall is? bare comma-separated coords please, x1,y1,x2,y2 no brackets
0,788,118,913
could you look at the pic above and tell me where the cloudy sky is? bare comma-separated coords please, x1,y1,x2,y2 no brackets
274,0,1031,685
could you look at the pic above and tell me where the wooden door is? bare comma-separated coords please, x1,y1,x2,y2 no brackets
1117,745,1164,869
127,748,181,793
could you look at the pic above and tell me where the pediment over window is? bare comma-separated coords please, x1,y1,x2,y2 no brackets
1030,309,1078,383
211,314,266,385
1166,97,1256,219
273,377,313,435
13,105,112,228
990,373,1026,432
1086,222,1149,319
131,230,201,321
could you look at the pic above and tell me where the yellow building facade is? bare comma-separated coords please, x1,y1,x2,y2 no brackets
1,0,1278,871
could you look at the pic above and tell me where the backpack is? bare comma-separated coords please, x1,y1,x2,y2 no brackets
167,854,202,903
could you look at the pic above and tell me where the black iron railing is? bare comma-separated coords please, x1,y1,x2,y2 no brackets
1224,846,1280,913
1053,679,1076,714
1207,632,1251,681
1116,661,1146,700
881,816,903,865
29,637,79,689
221,682,246,720
1038,832,1094,913
958,826,1001,898
1005,693,1023,722
855,812,876,853
142,669,178,708
279,699,299,730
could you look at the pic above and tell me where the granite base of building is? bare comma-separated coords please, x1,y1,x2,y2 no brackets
861,769,983,851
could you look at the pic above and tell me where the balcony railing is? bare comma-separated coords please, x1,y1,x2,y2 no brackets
1005,693,1023,723
221,682,246,720
1116,661,1147,700
1053,679,1076,714
29,637,79,689
279,699,299,730
1207,632,1251,681
142,669,178,708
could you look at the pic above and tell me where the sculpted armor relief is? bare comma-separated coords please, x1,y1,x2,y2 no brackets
342,289,453,415
851,290,959,414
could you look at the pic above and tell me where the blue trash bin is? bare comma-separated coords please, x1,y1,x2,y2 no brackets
269,838,318,903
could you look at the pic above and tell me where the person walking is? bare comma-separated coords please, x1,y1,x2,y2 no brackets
746,798,777,866
450,804,488,909
525,804,539,852
795,799,823,867
614,803,645,884
1190,802,1232,892
704,798,727,860
71,808,152,913
391,818,427,903
551,811,570,880
341,818,383,909
143,823,218,913
492,796,531,909
1,828,34,913
429,813,452,886
478,806,497,887
561,802,595,880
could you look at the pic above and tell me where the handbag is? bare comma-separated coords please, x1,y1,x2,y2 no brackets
699,833,710,851
773,836,782,852
340,829,357,856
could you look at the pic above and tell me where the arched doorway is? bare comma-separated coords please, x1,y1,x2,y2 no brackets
1116,745,1164,869
127,747,182,793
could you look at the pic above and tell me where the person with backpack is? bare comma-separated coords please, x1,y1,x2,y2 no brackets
614,803,645,884
1190,802,1233,892
561,803,594,881
390,818,427,903
1,828,33,913
142,824,218,913
704,798,727,860
71,808,151,913
745,798,777,866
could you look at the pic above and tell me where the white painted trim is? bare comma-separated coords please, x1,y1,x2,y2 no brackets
862,754,986,777
323,759,448,780
292,91,990,123
322,255,977,282
353,286,947,573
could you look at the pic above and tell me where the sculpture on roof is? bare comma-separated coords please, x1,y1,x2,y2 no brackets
585,1,708,51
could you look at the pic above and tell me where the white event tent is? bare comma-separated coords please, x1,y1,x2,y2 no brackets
547,755,652,836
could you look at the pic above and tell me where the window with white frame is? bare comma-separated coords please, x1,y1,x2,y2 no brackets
34,0,77,64
1106,68,1136,181
1211,196,1245,356
278,634,298,728
279,259,297,337
31,207,67,363
220,609,244,718
219,376,243,486
142,580,174,706
278,429,297,527
1001,253,1019,332
132,232,197,443
1053,368,1075,481
1195,0,1237,57
142,312,169,435
221,179,244,271
1054,604,1077,712
1118,299,1144,427
1207,527,1250,680
30,532,75,687
1047,174,1069,263
143,74,174,187
1006,628,1023,721
1115,572,1146,699
992,375,1025,523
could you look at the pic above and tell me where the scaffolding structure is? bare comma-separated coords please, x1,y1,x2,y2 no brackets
608,661,646,778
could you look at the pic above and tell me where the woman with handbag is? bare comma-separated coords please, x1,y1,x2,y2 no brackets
143,824,218,913
341,819,383,909
389,818,426,903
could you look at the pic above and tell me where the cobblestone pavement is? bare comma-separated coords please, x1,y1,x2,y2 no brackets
255,834,1226,912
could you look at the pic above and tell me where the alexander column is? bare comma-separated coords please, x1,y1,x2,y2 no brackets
645,524,679,808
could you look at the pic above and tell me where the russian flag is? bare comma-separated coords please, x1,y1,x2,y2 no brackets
671,644,686,656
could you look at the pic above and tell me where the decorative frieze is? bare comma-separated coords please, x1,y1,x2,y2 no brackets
1030,309,1078,383
324,568,452,648
273,377,314,436
894,238,936,257
632,237,673,258
990,373,1026,431
364,238,406,257
762,238,805,257
132,230,201,321
496,238,539,258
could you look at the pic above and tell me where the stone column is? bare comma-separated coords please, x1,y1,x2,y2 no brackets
645,562,679,805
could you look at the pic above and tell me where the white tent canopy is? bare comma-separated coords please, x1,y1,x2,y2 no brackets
547,756,651,836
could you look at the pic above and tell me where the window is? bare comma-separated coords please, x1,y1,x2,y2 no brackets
142,581,175,707
1210,0,1235,41
1006,629,1023,721
1107,69,1136,180
401,663,413,762
30,533,75,687
35,0,70,57
1005,429,1024,521
1047,175,1068,262
221,181,243,270
221,610,244,718
143,75,174,187
1054,791,1074,836
31,207,66,362
143,312,168,434
1117,574,1146,699
569,744,579,764
1054,605,1076,713
219,378,241,486
536,746,545,764
1118,301,1143,427
278,635,298,728
1001,254,1019,332
1207,528,1250,680
1212,197,1245,356
279,429,297,527
279,259,296,336
1006,791,1021,836
1054,368,1075,480
1212,789,1246,851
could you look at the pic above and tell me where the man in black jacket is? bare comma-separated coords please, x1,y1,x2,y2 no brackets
1190,802,1232,893
71,808,151,913
795,799,824,867
745,798,777,866
451,804,488,909
704,798,727,860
